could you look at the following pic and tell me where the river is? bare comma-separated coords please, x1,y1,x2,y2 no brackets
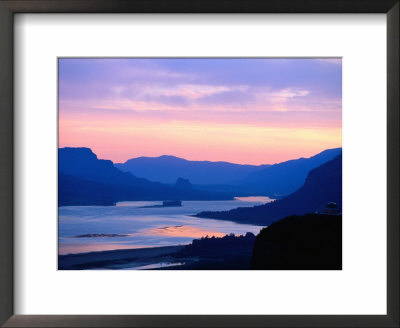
58,197,273,255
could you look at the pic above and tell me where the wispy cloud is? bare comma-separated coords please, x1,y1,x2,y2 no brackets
58,58,342,164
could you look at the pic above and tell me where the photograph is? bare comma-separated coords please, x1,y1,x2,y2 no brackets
57,58,342,270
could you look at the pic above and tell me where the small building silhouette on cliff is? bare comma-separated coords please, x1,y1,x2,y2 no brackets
323,202,340,215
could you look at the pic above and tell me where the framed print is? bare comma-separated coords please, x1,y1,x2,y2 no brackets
0,1,398,327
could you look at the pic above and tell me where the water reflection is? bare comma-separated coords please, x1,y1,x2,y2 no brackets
59,197,272,255
129,262,185,270
235,196,274,203
144,225,226,238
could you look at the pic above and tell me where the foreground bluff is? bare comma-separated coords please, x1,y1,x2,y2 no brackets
251,213,342,270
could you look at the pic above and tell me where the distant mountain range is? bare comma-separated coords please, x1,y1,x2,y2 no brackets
58,148,232,206
115,155,266,185
59,147,342,207
195,153,342,225
234,147,341,197
115,148,341,197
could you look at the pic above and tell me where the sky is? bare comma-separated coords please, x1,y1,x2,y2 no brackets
58,58,342,165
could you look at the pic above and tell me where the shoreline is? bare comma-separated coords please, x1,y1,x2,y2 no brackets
58,245,186,270
190,214,266,226
58,196,235,208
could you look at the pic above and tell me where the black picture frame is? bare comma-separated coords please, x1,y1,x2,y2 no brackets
0,1,398,327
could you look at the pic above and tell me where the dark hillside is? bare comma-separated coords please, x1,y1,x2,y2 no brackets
58,147,232,205
251,214,342,270
196,154,342,225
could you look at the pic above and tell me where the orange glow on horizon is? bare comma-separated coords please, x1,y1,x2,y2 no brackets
59,117,341,165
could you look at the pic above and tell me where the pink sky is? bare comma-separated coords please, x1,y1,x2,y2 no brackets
59,58,342,165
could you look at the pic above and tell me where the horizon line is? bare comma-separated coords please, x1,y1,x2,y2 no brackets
58,146,342,166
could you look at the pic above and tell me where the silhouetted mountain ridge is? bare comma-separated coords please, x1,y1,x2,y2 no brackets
115,148,341,197
59,147,151,188
235,147,342,196
58,148,232,206
115,155,267,185
195,153,342,225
